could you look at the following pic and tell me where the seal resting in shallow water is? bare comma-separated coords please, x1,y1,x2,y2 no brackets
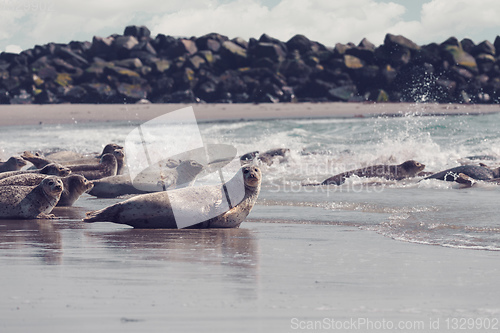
0,174,93,207
316,160,425,185
424,165,500,181
0,176,63,219
0,156,27,173
240,148,290,166
0,163,71,181
83,165,262,229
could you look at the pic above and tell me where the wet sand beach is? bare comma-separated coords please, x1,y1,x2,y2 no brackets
1,102,500,126
1,103,500,332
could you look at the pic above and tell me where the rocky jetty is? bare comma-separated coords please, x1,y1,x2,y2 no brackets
1,25,500,104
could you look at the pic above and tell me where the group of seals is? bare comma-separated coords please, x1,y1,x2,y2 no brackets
84,164,262,229
0,143,124,219
22,145,125,178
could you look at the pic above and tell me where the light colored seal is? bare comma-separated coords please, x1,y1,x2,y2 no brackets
88,159,203,198
67,153,117,180
317,160,425,186
0,174,93,206
0,163,71,181
83,165,262,229
0,176,64,219
0,156,27,173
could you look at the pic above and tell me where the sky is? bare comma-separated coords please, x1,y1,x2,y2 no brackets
1,0,500,54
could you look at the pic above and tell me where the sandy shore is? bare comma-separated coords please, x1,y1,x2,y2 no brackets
1,102,500,126
1,203,499,333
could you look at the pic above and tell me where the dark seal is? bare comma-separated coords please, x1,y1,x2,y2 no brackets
424,165,500,181
320,160,425,185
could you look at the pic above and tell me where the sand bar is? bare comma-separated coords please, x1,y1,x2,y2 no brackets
1,102,500,126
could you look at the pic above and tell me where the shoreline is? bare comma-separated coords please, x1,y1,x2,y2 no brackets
1,102,500,126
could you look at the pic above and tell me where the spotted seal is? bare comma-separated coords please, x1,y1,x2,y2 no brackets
88,159,203,198
0,156,27,173
44,143,123,163
0,163,71,181
240,148,290,166
424,165,500,182
0,176,63,219
317,160,425,186
66,153,117,180
83,165,261,229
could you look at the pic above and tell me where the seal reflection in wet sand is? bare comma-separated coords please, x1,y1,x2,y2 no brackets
83,165,262,229
314,160,425,186
0,176,63,219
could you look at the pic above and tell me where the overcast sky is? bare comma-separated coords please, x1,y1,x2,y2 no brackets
1,0,500,53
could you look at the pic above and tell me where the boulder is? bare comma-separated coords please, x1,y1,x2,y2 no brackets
84,83,117,103
441,44,478,72
253,42,286,62
220,41,248,68
328,85,357,101
286,34,316,54
90,36,114,59
124,25,151,40
116,82,148,101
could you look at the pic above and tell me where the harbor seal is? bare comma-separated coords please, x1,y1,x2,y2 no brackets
317,160,425,185
83,165,262,229
0,156,27,173
0,163,71,181
424,165,500,182
44,143,123,163
0,176,63,219
66,153,117,180
240,148,290,166
0,174,93,206
88,159,203,198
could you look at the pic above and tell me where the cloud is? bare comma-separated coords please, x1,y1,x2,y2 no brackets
2,0,500,53
150,0,407,45
5,45,23,54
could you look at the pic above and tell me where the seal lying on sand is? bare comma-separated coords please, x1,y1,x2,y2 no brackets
66,153,117,180
240,148,290,166
83,165,262,229
315,160,425,186
0,176,63,219
22,148,125,172
0,163,71,181
0,174,93,206
424,165,500,181
44,143,123,163
0,156,27,173
88,160,203,198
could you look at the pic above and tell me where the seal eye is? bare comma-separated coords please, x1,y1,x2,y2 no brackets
48,181,54,185
243,169,249,174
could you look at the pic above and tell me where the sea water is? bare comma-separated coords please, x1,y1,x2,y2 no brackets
1,108,499,251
